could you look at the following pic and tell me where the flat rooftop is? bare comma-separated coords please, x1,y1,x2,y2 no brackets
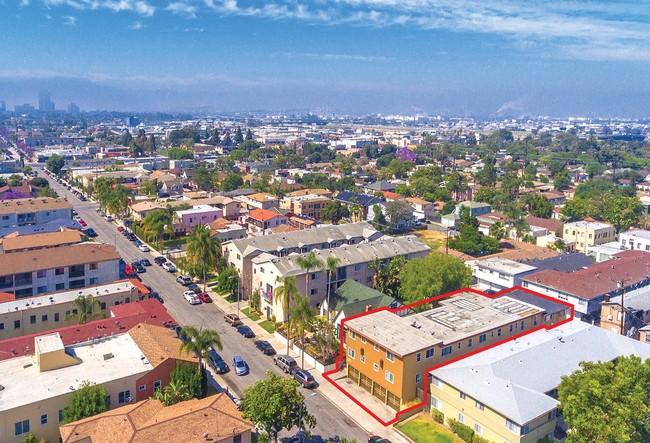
0,280,138,314
475,257,536,275
346,291,544,356
0,332,152,411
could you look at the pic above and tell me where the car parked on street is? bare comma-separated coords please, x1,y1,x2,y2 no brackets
293,370,317,388
78,219,87,227
84,228,97,238
254,340,276,355
232,356,249,376
132,261,145,273
187,283,201,294
162,262,176,272
176,275,192,286
273,354,298,374
104,215,113,222
183,291,201,305
138,244,149,252
208,349,229,374
236,325,255,338
154,256,167,265
140,258,152,267
196,292,212,303
224,314,243,327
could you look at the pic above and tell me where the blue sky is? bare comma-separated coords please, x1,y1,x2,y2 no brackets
1,0,650,116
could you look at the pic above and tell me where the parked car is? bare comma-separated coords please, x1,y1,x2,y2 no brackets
84,228,97,238
104,215,113,222
236,325,255,338
132,261,145,273
273,354,298,373
208,349,229,374
154,256,167,265
124,264,135,276
183,291,201,305
140,258,152,267
78,219,87,227
293,370,317,388
224,314,243,327
176,275,192,286
197,292,212,303
254,340,276,355
138,244,150,252
187,283,201,294
73,215,81,221
368,437,392,443
232,355,249,376
133,239,142,247
162,262,176,272
117,226,124,232
148,291,164,304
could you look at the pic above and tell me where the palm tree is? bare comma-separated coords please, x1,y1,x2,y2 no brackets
178,326,222,371
64,295,105,324
141,207,174,248
153,380,191,406
295,250,324,299
489,221,507,240
274,275,299,355
325,256,341,321
290,294,317,369
185,225,222,291
368,257,383,290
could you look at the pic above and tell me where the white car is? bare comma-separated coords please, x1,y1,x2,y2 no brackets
104,215,113,222
162,262,176,272
73,215,81,221
138,244,150,252
183,291,201,305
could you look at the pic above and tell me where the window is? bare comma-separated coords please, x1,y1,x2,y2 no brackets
509,324,514,332
505,419,521,434
497,328,502,337
0,323,3,330
106,395,111,407
15,419,30,436
55,282,65,290
354,264,362,271
520,320,525,330
468,338,473,348
360,355,365,363
260,267,265,274
373,363,379,372
426,348,434,358
154,380,162,392
459,391,466,400
347,348,355,359
361,336,366,344
416,352,421,362
350,331,356,340
548,410,555,421
36,270,46,278
89,263,98,270
533,315,538,326
415,373,421,384
385,370,394,383
118,390,131,404
310,272,317,280
30,315,36,324
441,346,452,356
139,384,146,391
475,400,484,410
386,350,395,362
491,330,494,338
40,414,48,425
432,376,443,389
474,423,483,435
458,413,464,424
457,342,462,349
374,343,380,352
41,314,48,322
310,288,318,295
14,319,20,329
55,267,65,275
89,277,99,285
54,312,60,322
58,410,64,423
37,285,47,294
233,435,242,443
479,333,486,343
100,302,106,310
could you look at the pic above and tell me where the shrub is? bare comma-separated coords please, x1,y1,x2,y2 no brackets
431,408,444,424
447,418,474,443
472,434,492,443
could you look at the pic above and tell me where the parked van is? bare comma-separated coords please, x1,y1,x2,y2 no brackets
273,354,298,373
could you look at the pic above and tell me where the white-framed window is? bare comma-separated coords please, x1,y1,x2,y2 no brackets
474,423,483,435
118,390,131,404
426,348,434,358
154,380,162,392
373,363,379,372
442,346,452,356
360,355,366,363
14,419,30,436
431,396,442,411
416,352,421,362
479,333,486,343
374,343,380,352
468,338,473,348
386,350,395,362
40,414,48,425
139,384,147,391
432,376,443,389
475,400,484,410
415,373,421,384
361,336,366,344
458,413,464,423
385,370,394,383
350,331,356,340
505,419,521,434
348,348,356,359
459,391,466,400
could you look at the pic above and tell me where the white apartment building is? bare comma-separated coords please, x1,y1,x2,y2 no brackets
0,243,120,298
620,229,650,252
472,257,537,292
0,197,73,229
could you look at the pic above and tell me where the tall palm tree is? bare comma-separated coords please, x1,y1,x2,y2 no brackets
295,250,324,299
64,295,105,324
141,207,174,248
325,256,341,321
290,294,317,369
185,225,222,291
178,326,222,371
274,275,298,355
368,256,383,290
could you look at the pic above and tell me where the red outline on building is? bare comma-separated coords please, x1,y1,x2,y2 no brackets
322,286,575,427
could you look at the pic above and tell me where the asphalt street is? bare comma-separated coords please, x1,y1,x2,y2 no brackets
36,164,369,442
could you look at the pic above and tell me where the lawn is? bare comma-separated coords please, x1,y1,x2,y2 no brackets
412,229,447,250
258,320,275,334
396,414,463,443
241,307,261,321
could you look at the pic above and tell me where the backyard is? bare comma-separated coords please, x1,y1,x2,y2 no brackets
412,229,447,250
395,413,464,443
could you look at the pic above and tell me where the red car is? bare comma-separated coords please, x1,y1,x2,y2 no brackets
197,292,212,303
124,264,134,276
117,226,124,232
78,219,87,227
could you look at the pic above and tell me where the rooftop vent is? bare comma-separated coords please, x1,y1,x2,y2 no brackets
103,353,114,360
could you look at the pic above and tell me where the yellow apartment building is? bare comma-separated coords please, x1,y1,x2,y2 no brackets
562,220,616,253
344,290,570,410
429,319,650,443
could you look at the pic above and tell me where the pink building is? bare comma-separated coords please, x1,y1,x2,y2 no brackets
174,204,223,233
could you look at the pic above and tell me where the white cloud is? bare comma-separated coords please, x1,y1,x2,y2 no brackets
43,0,155,16
19,0,30,7
166,1,196,18
281,52,389,63
63,14,76,25
129,20,143,29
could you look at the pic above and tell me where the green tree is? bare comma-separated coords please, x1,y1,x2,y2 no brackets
140,207,173,248
221,173,244,192
449,208,499,256
275,275,299,355
153,379,192,406
178,326,222,372
241,372,316,442
325,256,341,321
290,294,317,369
558,356,650,443
475,156,497,186
372,203,388,232
37,187,58,198
139,179,158,196
245,128,254,141
64,295,105,324
489,221,506,240
399,252,472,309
524,193,553,219
192,165,214,191
185,225,223,291
154,361,202,405
384,200,413,232
445,171,468,201
296,251,324,298
320,200,350,224
21,434,44,443
46,154,65,174
62,381,108,424
216,266,239,294
167,147,194,160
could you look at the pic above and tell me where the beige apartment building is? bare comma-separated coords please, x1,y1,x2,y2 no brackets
0,229,84,254
562,220,616,252
280,194,332,220
0,280,145,340
0,197,73,228
251,235,430,321
344,290,570,410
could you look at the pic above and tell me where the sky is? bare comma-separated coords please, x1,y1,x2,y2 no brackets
1,0,650,117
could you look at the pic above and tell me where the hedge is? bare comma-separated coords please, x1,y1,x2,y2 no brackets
431,409,444,424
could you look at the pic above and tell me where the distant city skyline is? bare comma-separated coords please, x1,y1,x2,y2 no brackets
1,1,650,117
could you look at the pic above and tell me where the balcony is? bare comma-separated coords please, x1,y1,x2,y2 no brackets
14,278,32,287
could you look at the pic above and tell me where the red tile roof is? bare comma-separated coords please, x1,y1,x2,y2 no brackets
526,216,563,232
522,250,650,300
248,208,285,222
0,299,176,361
